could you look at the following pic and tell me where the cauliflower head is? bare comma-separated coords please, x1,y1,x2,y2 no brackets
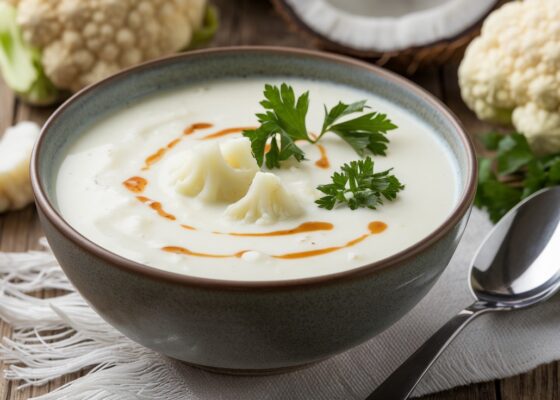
459,0,560,154
12,0,207,93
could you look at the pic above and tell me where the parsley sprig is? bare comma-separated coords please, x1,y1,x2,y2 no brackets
316,157,404,210
243,83,397,168
319,100,396,156
476,132,560,222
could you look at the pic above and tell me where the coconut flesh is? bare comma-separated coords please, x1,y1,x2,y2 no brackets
280,0,498,53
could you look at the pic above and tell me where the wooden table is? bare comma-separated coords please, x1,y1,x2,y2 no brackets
0,1,556,399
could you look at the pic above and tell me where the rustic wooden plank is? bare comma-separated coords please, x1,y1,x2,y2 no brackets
420,382,498,400
0,82,14,134
410,67,443,100
210,0,242,46
500,362,559,400
210,0,308,48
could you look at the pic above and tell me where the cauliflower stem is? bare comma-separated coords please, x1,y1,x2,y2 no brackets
0,2,59,105
189,5,219,49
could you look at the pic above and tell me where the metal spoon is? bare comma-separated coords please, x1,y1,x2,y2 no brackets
367,186,560,400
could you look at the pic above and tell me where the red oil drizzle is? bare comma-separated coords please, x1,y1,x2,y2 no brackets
142,148,167,170
273,221,387,259
201,126,257,140
184,122,213,135
142,122,213,170
167,138,181,149
179,221,332,236
369,221,387,234
228,221,332,237
162,246,247,258
136,196,176,221
122,176,147,193
315,144,329,169
273,234,370,259
161,221,387,259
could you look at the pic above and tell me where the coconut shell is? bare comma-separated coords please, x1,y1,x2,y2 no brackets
272,0,508,74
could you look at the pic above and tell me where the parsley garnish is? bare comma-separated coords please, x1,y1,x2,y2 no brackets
320,100,396,157
476,132,560,222
243,83,397,168
316,157,404,210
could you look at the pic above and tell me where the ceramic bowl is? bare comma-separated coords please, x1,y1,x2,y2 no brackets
31,47,476,373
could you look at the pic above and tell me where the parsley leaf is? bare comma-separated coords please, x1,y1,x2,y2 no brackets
475,132,560,222
242,84,307,168
260,83,310,141
480,131,502,151
475,157,522,222
321,100,368,131
243,84,398,168
495,133,533,175
243,123,274,168
316,157,404,210
477,179,522,223
548,156,560,181
321,102,397,156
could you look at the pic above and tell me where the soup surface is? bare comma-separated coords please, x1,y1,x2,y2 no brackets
56,78,458,281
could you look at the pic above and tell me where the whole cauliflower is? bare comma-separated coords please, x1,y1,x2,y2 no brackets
0,0,215,103
459,0,560,154
16,0,206,93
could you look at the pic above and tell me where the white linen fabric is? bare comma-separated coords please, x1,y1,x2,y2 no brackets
1,208,559,399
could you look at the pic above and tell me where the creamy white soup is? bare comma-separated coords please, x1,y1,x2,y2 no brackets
56,78,458,281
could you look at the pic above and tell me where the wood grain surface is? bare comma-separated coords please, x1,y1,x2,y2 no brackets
0,1,554,398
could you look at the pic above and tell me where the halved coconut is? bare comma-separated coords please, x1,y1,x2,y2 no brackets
273,0,502,73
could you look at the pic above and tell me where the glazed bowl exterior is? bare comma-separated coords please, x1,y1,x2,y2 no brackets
32,47,476,372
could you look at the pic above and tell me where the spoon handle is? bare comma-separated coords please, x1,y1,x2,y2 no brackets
366,302,491,400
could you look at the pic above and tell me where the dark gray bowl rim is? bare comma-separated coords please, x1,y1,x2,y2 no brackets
31,46,477,291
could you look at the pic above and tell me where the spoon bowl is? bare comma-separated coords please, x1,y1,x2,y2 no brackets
471,187,560,309
369,186,560,400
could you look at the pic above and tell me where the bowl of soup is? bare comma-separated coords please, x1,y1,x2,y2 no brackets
32,47,476,373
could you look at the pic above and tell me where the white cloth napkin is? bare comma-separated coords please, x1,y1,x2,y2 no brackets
1,208,559,399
